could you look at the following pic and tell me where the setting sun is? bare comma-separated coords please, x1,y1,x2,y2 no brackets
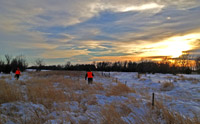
140,33,199,58
159,40,191,58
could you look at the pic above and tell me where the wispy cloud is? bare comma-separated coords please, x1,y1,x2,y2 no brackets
0,0,200,64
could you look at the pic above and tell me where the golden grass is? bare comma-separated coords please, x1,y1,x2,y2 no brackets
0,80,23,104
154,101,200,124
29,70,86,79
106,83,135,96
160,82,174,91
100,104,127,124
26,78,67,109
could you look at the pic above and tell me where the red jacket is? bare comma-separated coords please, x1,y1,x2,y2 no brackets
87,72,93,78
15,70,21,75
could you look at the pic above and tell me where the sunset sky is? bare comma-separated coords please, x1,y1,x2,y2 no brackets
0,0,200,65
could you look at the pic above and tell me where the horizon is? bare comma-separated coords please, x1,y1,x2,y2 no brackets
0,0,200,65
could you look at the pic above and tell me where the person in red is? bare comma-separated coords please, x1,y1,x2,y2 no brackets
85,70,94,84
15,68,21,80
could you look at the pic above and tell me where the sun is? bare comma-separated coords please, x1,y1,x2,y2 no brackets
151,33,199,58
138,33,199,59
159,40,191,58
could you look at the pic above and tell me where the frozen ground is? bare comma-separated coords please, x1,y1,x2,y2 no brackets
0,71,199,123
107,72,200,117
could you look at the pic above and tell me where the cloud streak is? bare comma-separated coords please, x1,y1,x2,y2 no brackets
0,0,200,64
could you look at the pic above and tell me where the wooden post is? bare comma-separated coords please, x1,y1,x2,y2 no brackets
152,92,155,107
125,81,127,85
116,78,118,83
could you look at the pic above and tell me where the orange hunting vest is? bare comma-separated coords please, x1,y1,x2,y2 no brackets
87,72,93,78
15,70,20,75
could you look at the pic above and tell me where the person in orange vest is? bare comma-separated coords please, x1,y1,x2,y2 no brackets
15,68,21,80
85,70,94,84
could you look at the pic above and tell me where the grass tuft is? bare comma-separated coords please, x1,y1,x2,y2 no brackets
106,83,134,96
160,82,174,91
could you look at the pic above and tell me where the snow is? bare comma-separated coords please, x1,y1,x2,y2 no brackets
0,102,47,123
95,94,128,105
106,72,200,117
0,71,199,123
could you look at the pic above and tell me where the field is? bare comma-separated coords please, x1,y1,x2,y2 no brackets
0,70,200,124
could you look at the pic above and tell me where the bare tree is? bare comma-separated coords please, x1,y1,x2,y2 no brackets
64,61,71,69
0,59,5,72
35,58,45,71
5,54,12,65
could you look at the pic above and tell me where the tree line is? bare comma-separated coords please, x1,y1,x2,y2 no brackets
1,54,200,74
29,57,200,74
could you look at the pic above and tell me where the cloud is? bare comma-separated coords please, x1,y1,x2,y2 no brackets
0,0,200,63
41,49,89,59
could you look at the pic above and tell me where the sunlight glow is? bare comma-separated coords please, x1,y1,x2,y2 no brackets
159,41,190,58
139,33,200,58
156,33,199,57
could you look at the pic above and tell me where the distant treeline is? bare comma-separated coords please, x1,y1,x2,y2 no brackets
29,60,198,74
1,54,200,74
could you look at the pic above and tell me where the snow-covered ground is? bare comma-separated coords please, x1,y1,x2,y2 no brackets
0,71,199,123
108,72,200,117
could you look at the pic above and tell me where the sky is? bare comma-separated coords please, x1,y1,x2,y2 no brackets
0,0,200,65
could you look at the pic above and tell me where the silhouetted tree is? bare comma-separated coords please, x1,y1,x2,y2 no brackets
195,56,200,73
3,55,12,73
11,55,28,73
0,59,5,73
35,58,45,71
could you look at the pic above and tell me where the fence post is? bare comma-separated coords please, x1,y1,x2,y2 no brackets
125,81,127,85
152,92,155,107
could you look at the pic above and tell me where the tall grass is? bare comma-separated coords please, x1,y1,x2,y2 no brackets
106,83,135,96
0,80,23,104
100,104,127,124
26,78,67,109
154,101,200,124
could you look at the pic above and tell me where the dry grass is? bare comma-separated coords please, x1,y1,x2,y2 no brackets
177,75,200,83
139,78,146,81
154,101,200,124
29,71,86,79
1,75,11,80
160,82,174,91
0,80,23,104
106,83,135,96
100,104,127,124
137,73,141,78
26,78,67,109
